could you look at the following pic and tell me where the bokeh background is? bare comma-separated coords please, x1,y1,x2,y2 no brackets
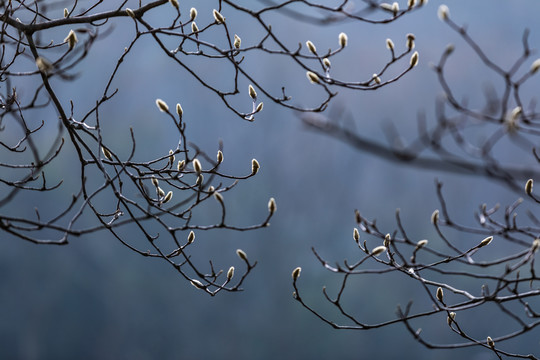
1,1,539,359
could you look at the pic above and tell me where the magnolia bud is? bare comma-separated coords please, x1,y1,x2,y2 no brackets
323,58,331,69
177,160,185,171
386,38,394,51
125,8,136,19
157,187,165,198
391,2,399,15
410,51,419,67
176,103,183,117
151,176,159,187
371,246,387,256
36,57,52,74
372,74,381,84
217,150,224,164
191,22,199,33
169,149,175,165
532,239,540,252
248,85,257,100
227,266,235,280
234,34,241,49
156,99,169,112
101,146,113,161
191,279,204,289
447,312,456,325
163,191,173,203
384,234,391,248
196,174,203,186
255,102,263,113
408,0,416,8
525,179,533,195
64,30,78,50
236,249,248,261
213,9,225,24
214,192,224,204
251,159,260,175
306,40,317,54
339,32,348,47
531,59,540,74
436,287,444,302
406,34,415,50
438,5,449,21
192,158,202,174
353,228,360,242
416,239,428,249
487,336,495,348
306,71,320,84
169,0,179,9
268,197,276,214
292,267,302,281
190,7,197,21
431,209,439,224
64,8,69,17
479,236,493,247
187,230,195,244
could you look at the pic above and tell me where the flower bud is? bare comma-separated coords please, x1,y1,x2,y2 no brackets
306,71,320,84
251,159,260,175
190,7,197,21
157,187,165,198
306,40,317,54
292,267,302,281
169,0,179,9
436,287,444,302
151,176,159,187
416,239,428,249
187,230,195,244
236,249,248,261
371,246,387,256
532,239,540,252
36,57,53,74
214,192,224,204
64,30,78,50
431,209,439,224
192,158,202,174
156,99,169,112
408,0,416,8
248,85,257,100
196,174,203,186
479,236,493,247
64,8,69,17
323,58,331,69
386,38,394,51
125,8,136,19
213,9,225,24
410,51,419,67
339,32,348,47
391,2,399,15
227,266,235,280
191,279,204,289
217,150,224,164
384,233,391,248
406,33,415,50
447,312,455,325
176,103,183,117
438,5,449,21
531,59,540,74
372,74,381,84
163,190,173,203
169,149,175,165
487,336,495,348
525,179,533,195
353,228,360,242
234,34,241,49
255,102,263,113
191,22,199,33
177,160,185,171
268,197,276,214
101,146,113,161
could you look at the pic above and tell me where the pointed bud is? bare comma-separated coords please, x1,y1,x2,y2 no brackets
408,0,416,8
386,38,394,51
214,192,224,204
36,57,53,74
410,51,419,67
323,58,331,69
234,34,241,49
372,74,381,84
190,279,204,289
163,191,173,203
64,8,69,17
406,33,415,50
306,71,320,84
236,249,248,261
177,160,185,171
487,336,495,348
339,32,348,47
151,176,159,187
525,179,533,195
248,85,257,100
532,239,540,252
531,59,540,74
64,29,78,50
431,209,439,224
169,0,179,9
416,239,428,249
353,228,360,242
268,197,276,214
436,287,444,302
391,2,399,15
192,158,202,174
190,7,198,21
191,22,199,33
169,149,175,165
156,98,169,112
447,312,456,325
479,236,493,247
213,9,225,24
176,103,183,117
216,150,224,164
371,246,387,256
157,187,165,198
187,230,195,244
306,40,317,54
255,102,263,113
292,267,302,281
227,266,235,280
384,234,391,248
102,146,113,161
438,5,449,21
125,8,136,19
196,174,203,186
251,159,260,175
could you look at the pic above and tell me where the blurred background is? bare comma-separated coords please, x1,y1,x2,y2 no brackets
1,1,539,359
